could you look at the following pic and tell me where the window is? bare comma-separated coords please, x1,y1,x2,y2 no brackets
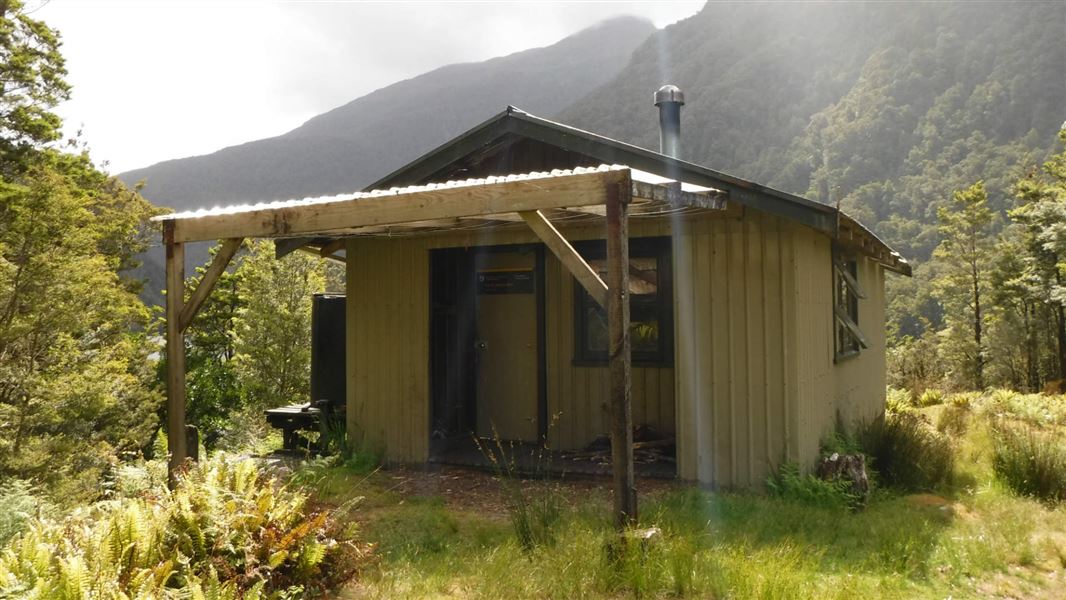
833,247,867,361
573,237,672,366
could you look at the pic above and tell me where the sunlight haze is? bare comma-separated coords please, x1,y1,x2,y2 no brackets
36,0,703,173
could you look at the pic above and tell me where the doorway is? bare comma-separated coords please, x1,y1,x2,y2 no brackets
430,244,546,455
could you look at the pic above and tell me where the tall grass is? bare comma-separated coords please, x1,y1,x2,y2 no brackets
991,421,1066,503
475,427,562,551
855,412,955,492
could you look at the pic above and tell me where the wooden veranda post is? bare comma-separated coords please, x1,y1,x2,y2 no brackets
164,223,187,488
606,181,636,528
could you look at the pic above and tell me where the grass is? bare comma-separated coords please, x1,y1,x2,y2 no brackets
292,392,1066,599
855,411,956,492
991,420,1066,503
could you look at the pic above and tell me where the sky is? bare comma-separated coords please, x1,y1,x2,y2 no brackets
33,0,704,174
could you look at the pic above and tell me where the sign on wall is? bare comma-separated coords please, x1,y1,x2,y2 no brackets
477,269,535,294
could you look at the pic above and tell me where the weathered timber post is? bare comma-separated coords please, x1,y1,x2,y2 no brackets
164,222,188,488
606,180,636,529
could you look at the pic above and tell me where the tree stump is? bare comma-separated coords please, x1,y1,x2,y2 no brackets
817,452,870,506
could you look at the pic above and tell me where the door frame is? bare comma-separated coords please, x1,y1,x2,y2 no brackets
429,243,548,443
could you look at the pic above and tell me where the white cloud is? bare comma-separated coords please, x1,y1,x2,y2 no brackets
37,0,703,173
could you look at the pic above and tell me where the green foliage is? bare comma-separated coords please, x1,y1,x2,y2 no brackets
978,388,1066,428
232,240,326,411
476,431,562,551
934,182,995,390
889,134,1066,394
0,455,357,597
0,478,49,546
918,388,944,407
0,1,70,170
936,404,970,436
855,412,955,492
991,421,1066,503
766,462,858,510
885,387,916,414
0,153,164,500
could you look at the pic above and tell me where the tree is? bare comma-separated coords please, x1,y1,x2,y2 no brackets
0,156,163,499
0,0,70,173
232,241,326,410
933,181,994,389
182,244,246,446
1011,130,1066,382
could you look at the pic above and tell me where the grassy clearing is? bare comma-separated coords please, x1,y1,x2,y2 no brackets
300,392,1066,599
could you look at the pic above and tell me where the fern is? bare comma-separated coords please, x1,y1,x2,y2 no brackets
0,454,355,598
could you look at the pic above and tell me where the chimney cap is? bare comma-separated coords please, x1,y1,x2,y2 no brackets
654,84,685,106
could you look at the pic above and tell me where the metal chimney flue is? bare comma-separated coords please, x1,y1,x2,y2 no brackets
654,85,684,159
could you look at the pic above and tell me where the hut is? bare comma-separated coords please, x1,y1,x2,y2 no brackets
156,87,910,497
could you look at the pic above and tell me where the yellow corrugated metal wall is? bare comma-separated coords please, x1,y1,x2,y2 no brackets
675,214,888,487
345,237,431,463
791,228,887,466
673,212,793,487
344,221,677,461
345,210,888,480
543,253,675,450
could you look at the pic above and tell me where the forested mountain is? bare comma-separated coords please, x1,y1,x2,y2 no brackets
559,2,1064,262
119,16,655,209
123,2,1063,307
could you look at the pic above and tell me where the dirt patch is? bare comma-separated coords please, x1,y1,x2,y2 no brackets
371,464,679,517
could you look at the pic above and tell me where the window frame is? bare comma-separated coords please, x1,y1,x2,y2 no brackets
832,245,867,362
572,236,673,367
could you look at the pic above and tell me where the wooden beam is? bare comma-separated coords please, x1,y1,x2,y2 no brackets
606,181,636,529
519,209,608,308
166,168,628,242
179,238,243,331
164,223,188,488
318,238,345,257
298,246,346,264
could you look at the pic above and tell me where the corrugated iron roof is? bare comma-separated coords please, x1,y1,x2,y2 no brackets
152,164,722,222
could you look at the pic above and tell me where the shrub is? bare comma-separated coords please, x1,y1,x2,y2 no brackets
918,388,944,407
0,455,359,597
991,422,1066,503
937,404,970,436
947,391,979,409
0,480,50,546
886,387,916,414
980,389,1066,428
766,462,858,510
855,412,955,492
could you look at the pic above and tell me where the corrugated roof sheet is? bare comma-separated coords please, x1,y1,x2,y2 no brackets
154,164,714,222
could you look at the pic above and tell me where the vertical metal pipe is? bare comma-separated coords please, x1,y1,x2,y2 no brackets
606,180,635,529
654,85,685,159
164,222,187,489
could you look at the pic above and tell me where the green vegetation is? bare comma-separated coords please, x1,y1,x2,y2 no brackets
766,462,859,510
280,390,1065,599
0,455,358,598
855,412,956,492
991,422,1066,503
180,239,341,449
0,0,162,501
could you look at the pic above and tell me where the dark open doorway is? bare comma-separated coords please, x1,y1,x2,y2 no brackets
429,244,546,459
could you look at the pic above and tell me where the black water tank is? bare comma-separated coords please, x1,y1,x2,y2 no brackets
310,294,346,407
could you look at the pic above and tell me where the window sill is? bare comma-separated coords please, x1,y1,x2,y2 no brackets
833,349,861,364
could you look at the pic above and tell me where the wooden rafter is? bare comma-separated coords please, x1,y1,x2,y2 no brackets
179,238,243,332
318,239,345,258
519,209,608,308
